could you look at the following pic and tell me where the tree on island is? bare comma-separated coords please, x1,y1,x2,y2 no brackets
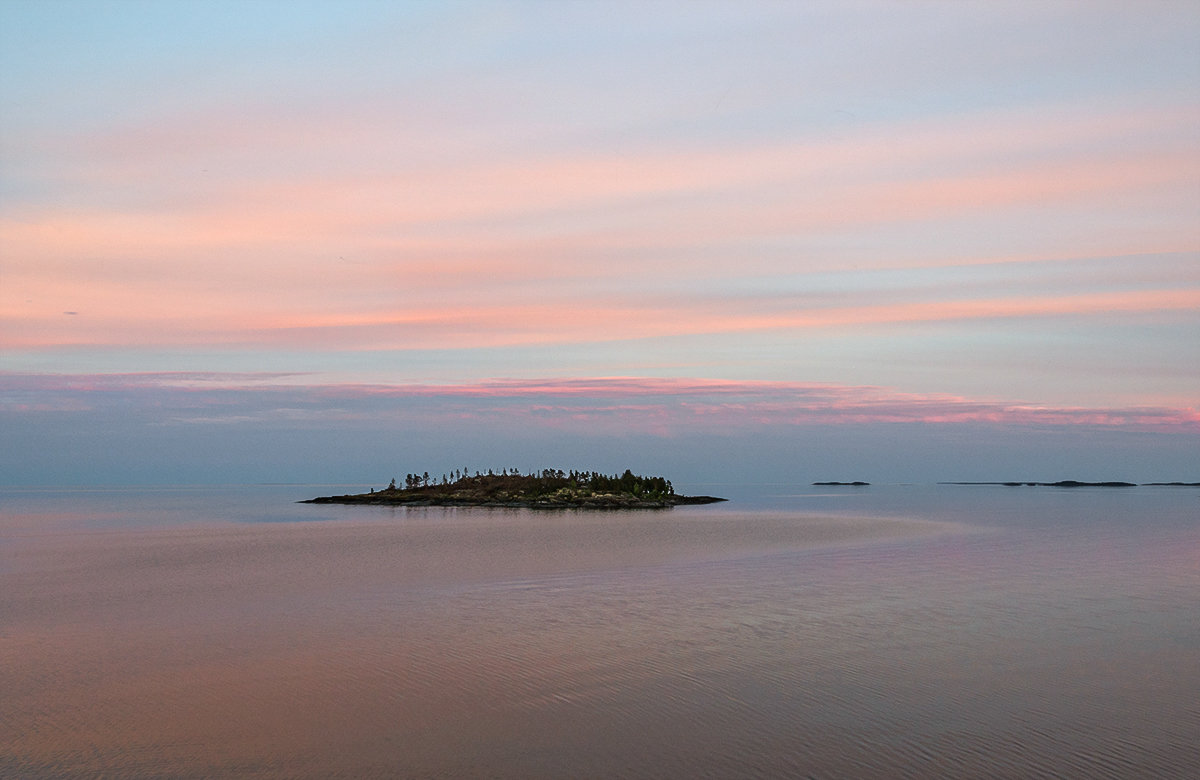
382,467,679,500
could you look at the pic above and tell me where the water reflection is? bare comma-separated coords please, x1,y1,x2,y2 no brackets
1,486,1197,778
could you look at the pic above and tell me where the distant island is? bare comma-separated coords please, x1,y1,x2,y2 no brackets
941,481,1138,487
302,468,727,509
813,481,870,486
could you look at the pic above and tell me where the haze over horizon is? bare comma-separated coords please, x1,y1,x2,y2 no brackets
2,1,1197,486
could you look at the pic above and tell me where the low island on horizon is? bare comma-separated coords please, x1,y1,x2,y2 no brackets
302,468,727,509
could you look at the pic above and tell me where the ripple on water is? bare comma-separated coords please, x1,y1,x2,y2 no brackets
2,497,1198,778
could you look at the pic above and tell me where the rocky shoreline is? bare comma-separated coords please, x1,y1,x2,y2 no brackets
302,491,726,509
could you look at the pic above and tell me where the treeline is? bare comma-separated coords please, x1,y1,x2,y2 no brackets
389,468,675,498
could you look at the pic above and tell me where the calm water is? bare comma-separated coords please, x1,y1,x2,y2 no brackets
1,483,1197,778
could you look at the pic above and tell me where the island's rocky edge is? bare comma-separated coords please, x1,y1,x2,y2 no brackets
302,469,726,509
302,492,726,509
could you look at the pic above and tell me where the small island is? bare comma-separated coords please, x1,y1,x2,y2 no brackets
813,481,870,486
303,468,726,509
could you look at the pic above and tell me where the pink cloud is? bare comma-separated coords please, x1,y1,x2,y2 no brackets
6,101,1196,258
4,96,1196,353
5,372,1195,433
51,98,1199,238
5,276,1196,351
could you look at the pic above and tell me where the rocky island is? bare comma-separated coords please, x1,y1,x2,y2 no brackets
303,468,726,509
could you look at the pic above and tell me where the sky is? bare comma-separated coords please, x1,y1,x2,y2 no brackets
2,0,1198,487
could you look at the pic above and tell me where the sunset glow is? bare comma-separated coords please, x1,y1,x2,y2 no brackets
1,0,1197,484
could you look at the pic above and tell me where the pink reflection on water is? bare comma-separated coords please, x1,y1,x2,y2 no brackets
2,494,1198,778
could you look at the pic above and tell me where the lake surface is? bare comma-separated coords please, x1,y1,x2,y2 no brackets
2,483,1197,778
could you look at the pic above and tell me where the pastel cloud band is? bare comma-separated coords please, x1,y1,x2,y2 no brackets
5,272,1197,350
5,373,1195,433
